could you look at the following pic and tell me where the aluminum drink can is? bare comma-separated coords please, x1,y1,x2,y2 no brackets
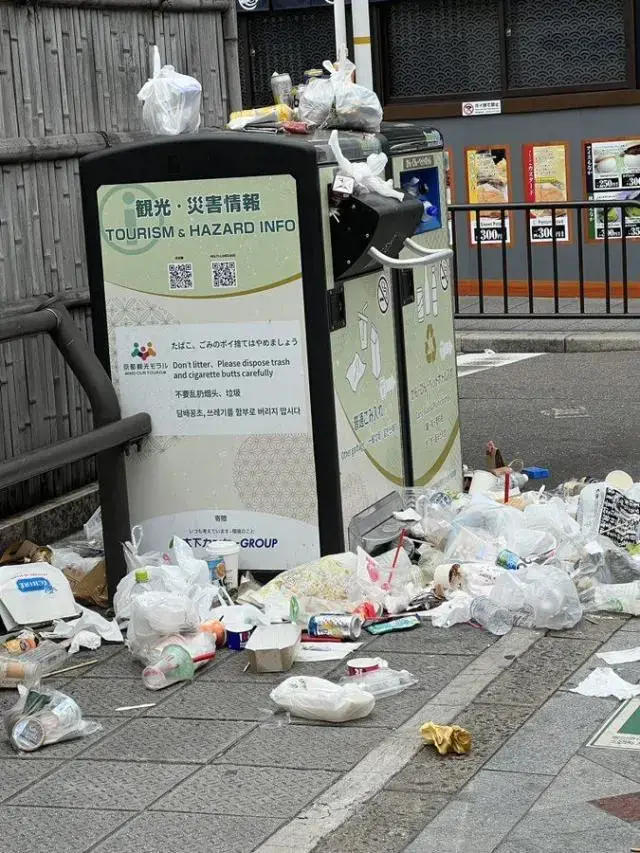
307,614,363,640
496,549,526,571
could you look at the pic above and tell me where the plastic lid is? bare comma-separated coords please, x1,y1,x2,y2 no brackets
134,568,150,583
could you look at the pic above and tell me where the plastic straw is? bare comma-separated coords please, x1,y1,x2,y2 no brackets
504,471,510,504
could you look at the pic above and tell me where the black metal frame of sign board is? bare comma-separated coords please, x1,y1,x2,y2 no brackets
79,131,344,560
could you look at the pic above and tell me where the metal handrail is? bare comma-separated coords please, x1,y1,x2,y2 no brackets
0,298,151,601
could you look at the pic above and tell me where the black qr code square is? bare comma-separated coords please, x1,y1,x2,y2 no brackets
168,262,194,291
211,259,238,289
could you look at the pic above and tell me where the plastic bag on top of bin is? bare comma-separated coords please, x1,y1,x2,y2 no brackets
137,45,202,135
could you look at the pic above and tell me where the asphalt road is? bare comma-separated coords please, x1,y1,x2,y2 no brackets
458,351,639,487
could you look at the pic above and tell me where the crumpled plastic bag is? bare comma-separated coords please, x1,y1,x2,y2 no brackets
123,525,166,573
428,590,473,628
489,563,582,629
298,44,383,133
4,683,102,752
421,721,472,755
328,130,403,201
270,675,375,723
126,590,201,662
137,45,201,135
41,605,123,649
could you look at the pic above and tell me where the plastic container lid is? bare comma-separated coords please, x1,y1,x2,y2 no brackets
12,717,46,751
135,568,150,583
205,540,240,557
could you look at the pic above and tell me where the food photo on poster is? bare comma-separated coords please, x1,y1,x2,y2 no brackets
585,138,640,239
465,146,511,245
523,143,569,243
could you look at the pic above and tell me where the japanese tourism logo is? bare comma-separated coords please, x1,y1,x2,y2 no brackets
131,341,157,362
99,184,171,256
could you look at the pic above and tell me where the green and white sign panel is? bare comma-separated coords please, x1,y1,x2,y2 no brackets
98,175,320,569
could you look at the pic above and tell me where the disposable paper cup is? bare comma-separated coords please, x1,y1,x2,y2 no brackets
347,657,387,676
469,470,499,494
206,540,240,588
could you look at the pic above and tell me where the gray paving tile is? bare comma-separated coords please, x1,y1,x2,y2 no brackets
204,652,339,682
502,800,640,852
580,744,640,785
0,759,60,803
92,811,283,853
620,617,640,631
81,649,145,679
0,806,129,853
146,680,276,721
530,754,640,812
151,764,339,818
367,621,496,656
63,676,183,716
82,716,255,763
388,701,534,794
404,770,552,853
49,644,123,679
547,614,629,641
10,758,195,810
475,637,600,707
316,790,451,853
561,629,640,690
486,692,618,775
0,717,125,761
222,722,388,770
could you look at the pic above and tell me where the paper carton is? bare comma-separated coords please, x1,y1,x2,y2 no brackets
245,624,301,673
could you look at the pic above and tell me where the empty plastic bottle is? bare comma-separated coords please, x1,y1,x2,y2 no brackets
470,596,513,636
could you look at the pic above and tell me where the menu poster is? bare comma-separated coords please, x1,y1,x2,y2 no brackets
584,139,640,240
465,146,511,245
523,143,570,243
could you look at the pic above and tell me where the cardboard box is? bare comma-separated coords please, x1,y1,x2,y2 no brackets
245,624,301,673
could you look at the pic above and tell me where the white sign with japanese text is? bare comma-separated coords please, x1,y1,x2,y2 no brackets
461,99,502,117
115,321,307,437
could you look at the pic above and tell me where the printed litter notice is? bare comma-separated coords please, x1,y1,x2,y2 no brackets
116,320,307,436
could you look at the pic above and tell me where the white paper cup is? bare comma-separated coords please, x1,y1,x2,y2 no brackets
469,470,499,494
206,540,240,588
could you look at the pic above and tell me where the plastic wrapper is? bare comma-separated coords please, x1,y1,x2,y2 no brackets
4,684,101,752
298,45,383,133
569,535,640,593
247,553,358,610
339,668,417,698
270,675,375,723
583,580,640,615
578,482,640,547
83,507,103,548
428,590,473,629
416,492,457,550
328,130,402,200
126,591,200,662
137,46,201,135
489,563,582,629
421,722,472,755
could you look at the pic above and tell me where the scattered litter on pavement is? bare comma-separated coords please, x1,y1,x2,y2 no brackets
114,702,156,712
46,659,99,678
421,722,472,755
340,667,417,698
295,642,362,662
597,646,640,665
4,684,101,752
572,667,640,700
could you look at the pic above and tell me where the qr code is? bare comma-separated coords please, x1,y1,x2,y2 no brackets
211,259,238,289
168,262,194,291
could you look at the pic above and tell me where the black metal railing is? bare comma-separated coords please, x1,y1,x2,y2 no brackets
0,298,151,601
450,200,640,318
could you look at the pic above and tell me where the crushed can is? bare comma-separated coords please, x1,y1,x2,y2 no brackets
496,549,526,571
308,614,363,640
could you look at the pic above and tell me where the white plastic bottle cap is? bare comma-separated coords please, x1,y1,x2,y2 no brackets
605,470,634,491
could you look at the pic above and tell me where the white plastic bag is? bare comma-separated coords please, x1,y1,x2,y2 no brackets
127,590,200,662
298,45,383,133
328,130,403,201
4,684,102,752
137,45,201,135
270,676,375,722
428,590,473,628
123,525,165,573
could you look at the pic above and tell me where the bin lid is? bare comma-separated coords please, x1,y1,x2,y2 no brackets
381,121,444,155
305,129,384,164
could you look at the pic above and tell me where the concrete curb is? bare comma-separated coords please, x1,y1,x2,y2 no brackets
455,330,640,353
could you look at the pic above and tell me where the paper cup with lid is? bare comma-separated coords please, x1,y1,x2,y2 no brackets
205,540,241,588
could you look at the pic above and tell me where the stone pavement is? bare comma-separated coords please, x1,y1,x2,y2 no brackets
455,296,640,352
0,613,639,853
